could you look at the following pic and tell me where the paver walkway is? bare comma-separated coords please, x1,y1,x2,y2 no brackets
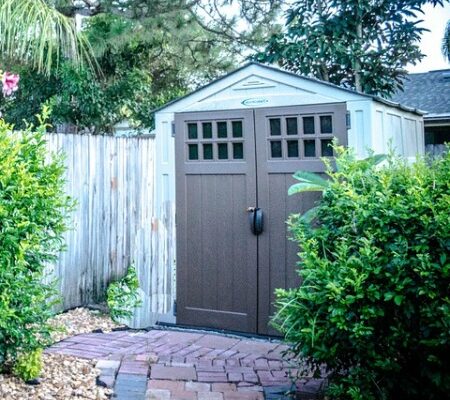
46,328,323,399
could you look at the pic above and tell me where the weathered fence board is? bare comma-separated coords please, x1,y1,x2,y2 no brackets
44,133,173,328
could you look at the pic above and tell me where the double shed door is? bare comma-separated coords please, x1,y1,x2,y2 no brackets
175,103,347,335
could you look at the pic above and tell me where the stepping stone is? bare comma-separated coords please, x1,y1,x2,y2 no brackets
150,365,197,381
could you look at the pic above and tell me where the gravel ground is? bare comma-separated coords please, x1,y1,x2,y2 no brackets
0,307,122,400
49,307,122,343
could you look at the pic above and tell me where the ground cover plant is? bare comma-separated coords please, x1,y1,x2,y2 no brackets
274,147,450,400
0,107,73,379
107,265,142,322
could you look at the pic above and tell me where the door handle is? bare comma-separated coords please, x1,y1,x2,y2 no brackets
247,207,264,235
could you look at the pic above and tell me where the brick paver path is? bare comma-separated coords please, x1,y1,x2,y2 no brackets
47,329,322,399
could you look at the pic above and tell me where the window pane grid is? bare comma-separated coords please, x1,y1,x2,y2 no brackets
265,113,337,160
186,119,244,162
187,112,337,162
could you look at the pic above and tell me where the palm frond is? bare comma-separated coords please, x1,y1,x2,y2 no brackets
0,0,96,75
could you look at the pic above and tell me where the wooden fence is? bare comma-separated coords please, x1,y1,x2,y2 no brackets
45,134,174,328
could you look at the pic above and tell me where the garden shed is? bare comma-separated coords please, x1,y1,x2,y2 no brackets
147,62,424,335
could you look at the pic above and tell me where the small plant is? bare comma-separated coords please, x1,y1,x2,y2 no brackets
274,146,450,400
12,349,43,381
107,265,142,322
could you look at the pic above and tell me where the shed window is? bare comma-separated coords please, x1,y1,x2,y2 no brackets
188,123,198,139
321,139,333,157
286,118,298,135
218,143,228,159
269,118,281,136
303,117,315,134
320,115,333,134
217,122,228,138
270,141,282,158
232,121,243,138
287,140,299,158
304,140,316,157
203,143,213,159
202,122,212,139
233,143,244,159
188,144,198,160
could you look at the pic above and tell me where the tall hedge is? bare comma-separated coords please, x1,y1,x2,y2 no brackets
275,148,450,400
0,111,73,370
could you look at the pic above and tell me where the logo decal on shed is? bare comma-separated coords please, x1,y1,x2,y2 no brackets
241,98,269,106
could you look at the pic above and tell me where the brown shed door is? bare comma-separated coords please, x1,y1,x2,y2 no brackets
175,104,347,335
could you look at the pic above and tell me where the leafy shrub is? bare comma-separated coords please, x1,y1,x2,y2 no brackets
274,147,450,400
107,265,142,322
13,349,43,381
0,108,73,374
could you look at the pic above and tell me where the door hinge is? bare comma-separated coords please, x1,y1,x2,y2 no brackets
171,122,176,137
346,112,351,130
173,300,177,316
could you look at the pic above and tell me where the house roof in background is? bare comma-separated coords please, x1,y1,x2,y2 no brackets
391,69,450,118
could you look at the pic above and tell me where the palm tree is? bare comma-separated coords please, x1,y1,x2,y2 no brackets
443,20,450,62
0,0,94,75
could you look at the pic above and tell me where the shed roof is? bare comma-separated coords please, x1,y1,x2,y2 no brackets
390,69,450,119
155,62,424,115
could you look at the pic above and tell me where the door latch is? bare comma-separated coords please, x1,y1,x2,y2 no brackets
247,207,264,235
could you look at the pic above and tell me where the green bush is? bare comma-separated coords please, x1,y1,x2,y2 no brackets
274,147,450,400
13,349,43,381
107,265,142,322
0,109,73,374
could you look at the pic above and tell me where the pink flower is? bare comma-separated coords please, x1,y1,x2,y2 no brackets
2,72,19,97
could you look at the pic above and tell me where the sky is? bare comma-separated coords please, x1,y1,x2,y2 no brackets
407,3,450,73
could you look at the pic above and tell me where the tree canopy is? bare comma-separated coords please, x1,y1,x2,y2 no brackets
4,0,446,128
257,0,448,97
443,20,450,62
0,1,283,131
1,0,283,75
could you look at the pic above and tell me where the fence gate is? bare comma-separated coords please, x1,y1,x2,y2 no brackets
175,103,347,335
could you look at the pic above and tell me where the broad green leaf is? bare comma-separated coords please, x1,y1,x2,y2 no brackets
288,182,326,195
289,171,329,194
292,171,329,187
394,295,403,306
